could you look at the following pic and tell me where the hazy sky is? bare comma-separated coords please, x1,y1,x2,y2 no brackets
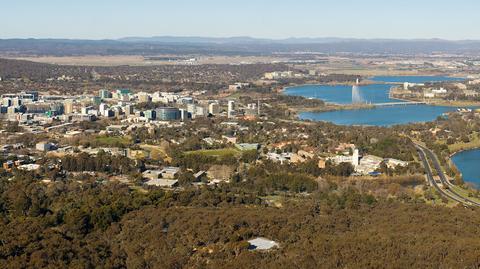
2,0,480,40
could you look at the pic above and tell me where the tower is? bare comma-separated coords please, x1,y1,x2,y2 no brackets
227,100,235,118
352,149,359,167
99,103,108,115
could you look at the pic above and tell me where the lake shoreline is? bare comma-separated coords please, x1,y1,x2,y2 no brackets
450,148,480,188
284,78,460,127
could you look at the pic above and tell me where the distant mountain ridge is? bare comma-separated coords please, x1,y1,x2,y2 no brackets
2,36,480,56
117,36,480,44
118,36,272,44
117,36,361,44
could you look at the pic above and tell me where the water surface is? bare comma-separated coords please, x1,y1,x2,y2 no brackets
284,84,395,104
284,75,464,126
299,105,455,126
451,149,480,187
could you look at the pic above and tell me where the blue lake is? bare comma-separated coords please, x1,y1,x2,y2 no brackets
284,75,464,127
299,106,455,126
451,149,480,187
284,84,396,104
286,75,479,185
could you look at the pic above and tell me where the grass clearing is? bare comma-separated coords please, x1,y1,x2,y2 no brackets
424,189,458,207
449,185,480,204
140,144,171,162
261,195,285,208
94,135,131,147
448,133,480,153
185,148,241,157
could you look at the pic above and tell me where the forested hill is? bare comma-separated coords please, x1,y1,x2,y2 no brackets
1,174,480,268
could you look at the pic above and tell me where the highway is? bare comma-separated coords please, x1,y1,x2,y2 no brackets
414,143,480,207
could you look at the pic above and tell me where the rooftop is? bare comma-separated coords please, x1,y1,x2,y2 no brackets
235,143,260,151
145,178,178,188
248,237,279,251
17,164,41,171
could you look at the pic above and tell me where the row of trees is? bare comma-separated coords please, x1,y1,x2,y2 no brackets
60,151,137,174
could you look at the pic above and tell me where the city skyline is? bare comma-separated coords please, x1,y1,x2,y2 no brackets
3,0,480,40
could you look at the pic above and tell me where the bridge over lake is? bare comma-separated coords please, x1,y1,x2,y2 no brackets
373,101,427,107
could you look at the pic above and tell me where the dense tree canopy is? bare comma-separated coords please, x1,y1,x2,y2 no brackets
0,173,480,268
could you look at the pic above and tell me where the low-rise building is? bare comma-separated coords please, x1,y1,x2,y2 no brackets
36,142,56,152
385,158,409,169
193,170,207,181
248,237,279,251
328,155,354,165
355,155,384,175
3,160,14,170
222,135,237,144
17,164,41,171
235,143,260,151
228,82,249,91
267,152,292,164
143,167,180,180
144,178,178,188
65,130,83,138
160,167,180,179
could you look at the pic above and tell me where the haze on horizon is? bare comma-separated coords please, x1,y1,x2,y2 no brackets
3,0,480,40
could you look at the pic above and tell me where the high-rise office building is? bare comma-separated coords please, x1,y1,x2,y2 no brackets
156,107,180,121
144,110,156,120
124,105,134,116
352,149,360,167
2,98,12,107
137,92,151,103
12,98,22,107
179,108,188,121
92,96,102,105
99,103,108,115
208,102,220,115
81,106,93,115
64,100,74,114
99,89,112,99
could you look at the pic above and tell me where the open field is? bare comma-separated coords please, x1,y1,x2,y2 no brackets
95,135,131,147
428,100,480,107
423,187,459,207
8,55,289,66
140,144,171,162
10,55,147,66
392,95,480,107
185,148,241,157
448,133,480,153
317,68,433,76
449,185,480,204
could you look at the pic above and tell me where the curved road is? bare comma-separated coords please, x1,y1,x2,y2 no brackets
414,143,480,207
